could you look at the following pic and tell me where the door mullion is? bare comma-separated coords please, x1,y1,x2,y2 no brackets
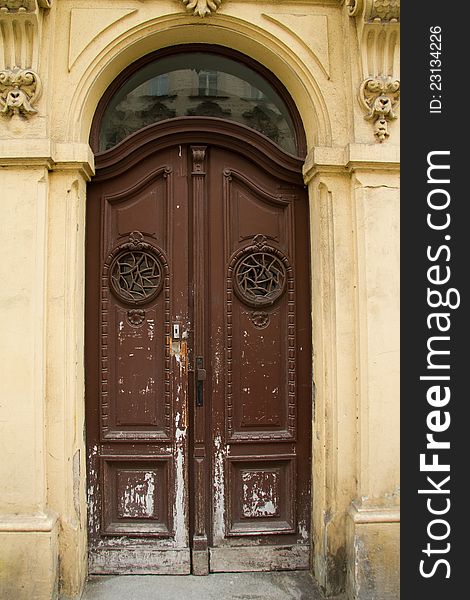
189,145,210,575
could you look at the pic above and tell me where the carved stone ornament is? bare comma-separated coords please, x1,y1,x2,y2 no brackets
182,0,222,18
0,1,51,12
347,0,400,22
359,77,400,142
348,0,400,142
0,1,50,120
0,67,41,117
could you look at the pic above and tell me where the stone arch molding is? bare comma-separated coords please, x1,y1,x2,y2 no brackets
67,13,332,149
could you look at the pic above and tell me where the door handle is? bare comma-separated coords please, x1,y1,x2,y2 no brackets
196,356,206,407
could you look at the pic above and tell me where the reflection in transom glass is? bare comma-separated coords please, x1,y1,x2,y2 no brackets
99,53,298,154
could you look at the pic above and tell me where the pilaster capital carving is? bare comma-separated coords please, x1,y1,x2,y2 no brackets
347,0,399,22
347,0,400,142
0,67,41,116
0,0,50,119
191,145,207,174
182,0,223,18
0,0,51,14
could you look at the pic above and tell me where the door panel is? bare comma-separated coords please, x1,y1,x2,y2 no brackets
86,125,311,575
206,147,311,571
86,146,191,574
101,456,171,536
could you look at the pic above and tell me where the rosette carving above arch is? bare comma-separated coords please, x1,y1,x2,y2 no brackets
181,0,223,18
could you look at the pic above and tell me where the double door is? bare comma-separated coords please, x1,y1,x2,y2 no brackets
85,123,312,574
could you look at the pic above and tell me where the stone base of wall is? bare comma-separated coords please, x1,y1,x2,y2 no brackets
0,512,59,600
346,503,400,600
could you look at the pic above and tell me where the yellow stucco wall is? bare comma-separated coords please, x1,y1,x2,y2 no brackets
0,2,399,599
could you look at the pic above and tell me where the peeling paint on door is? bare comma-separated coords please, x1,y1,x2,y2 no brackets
118,472,156,518
298,520,309,542
242,471,279,518
174,411,187,548
213,433,226,541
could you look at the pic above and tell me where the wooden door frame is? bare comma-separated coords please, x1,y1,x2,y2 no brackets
86,118,311,573
90,118,305,184
86,43,312,575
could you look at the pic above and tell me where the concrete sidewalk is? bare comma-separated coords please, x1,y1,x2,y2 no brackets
81,571,338,600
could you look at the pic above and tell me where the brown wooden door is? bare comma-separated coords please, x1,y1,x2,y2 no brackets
86,119,311,575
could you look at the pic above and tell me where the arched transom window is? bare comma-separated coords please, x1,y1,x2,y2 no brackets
97,51,300,155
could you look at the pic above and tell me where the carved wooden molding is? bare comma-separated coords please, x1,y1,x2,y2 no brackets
347,0,399,141
182,0,223,18
102,230,172,440
226,232,296,442
0,0,50,117
191,145,207,173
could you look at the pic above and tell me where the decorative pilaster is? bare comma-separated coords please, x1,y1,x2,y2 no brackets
347,1,400,142
0,0,51,118
182,0,222,18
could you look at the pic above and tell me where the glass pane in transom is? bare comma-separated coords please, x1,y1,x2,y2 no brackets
99,53,298,155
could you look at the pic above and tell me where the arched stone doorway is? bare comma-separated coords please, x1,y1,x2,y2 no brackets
85,45,312,576
0,3,400,599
